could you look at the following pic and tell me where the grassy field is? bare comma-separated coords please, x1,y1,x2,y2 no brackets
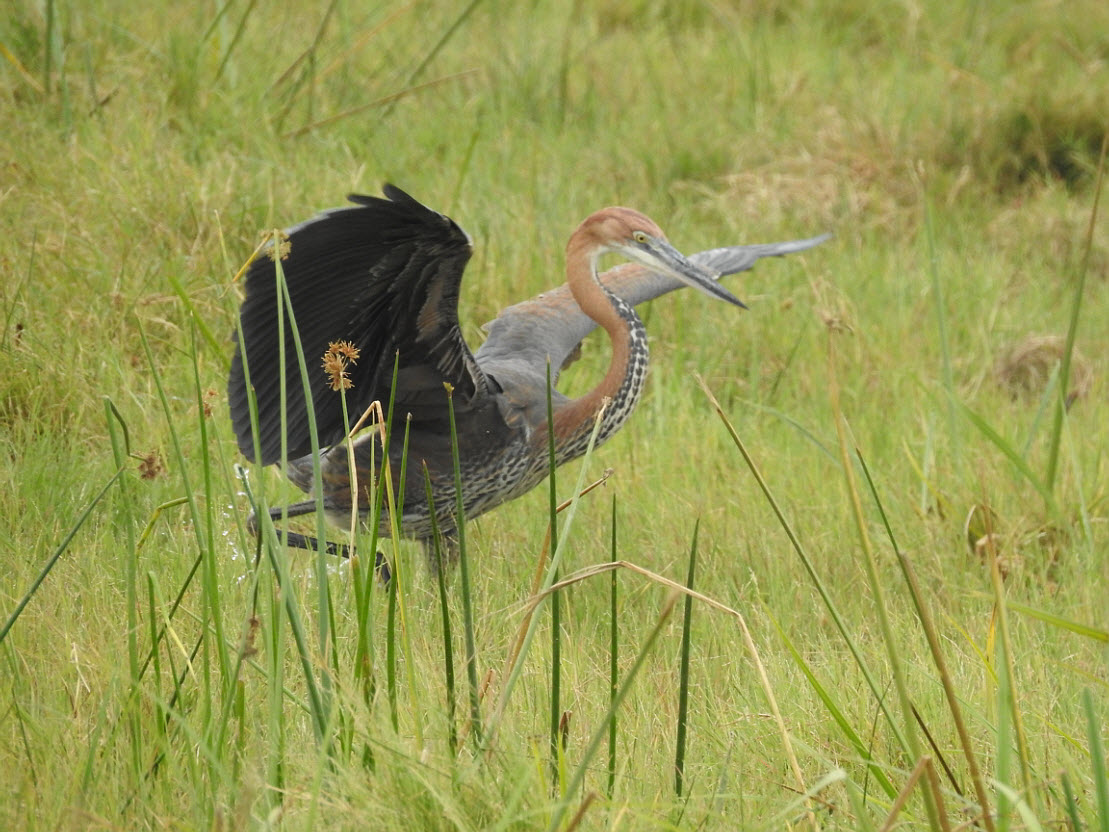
2,0,1108,829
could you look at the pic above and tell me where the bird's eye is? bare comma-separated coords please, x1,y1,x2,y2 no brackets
632,231,649,245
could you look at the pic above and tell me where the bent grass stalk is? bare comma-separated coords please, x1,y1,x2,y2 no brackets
469,469,615,758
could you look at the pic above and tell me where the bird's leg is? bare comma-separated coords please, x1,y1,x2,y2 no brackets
422,532,460,574
247,501,353,558
253,501,352,561
246,500,313,536
248,501,386,578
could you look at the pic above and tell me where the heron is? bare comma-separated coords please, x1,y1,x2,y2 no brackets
228,185,827,563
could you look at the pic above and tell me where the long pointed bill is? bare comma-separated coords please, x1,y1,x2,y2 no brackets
650,240,748,309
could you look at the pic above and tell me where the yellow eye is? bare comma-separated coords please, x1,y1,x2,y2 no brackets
632,231,649,245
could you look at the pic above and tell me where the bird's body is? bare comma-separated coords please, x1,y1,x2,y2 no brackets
228,186,826,558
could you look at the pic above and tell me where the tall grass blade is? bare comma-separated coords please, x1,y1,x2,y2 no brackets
105,396,143,781
546,559,814,822
921,196,957,456
922,754,953,832
386,554,399,731
1002,601,1108,643
446,384,482,744
253,508,329,741
104,399,137,667
843,776,881,832
957,398,1058,515
351,438,386,721
484,405,608,753
145,574,166,735
674,520,698,798
237,484,328,759
546,593,680,832
425,464,458,757
384,411,417,736
697,376,913,756
994,781,1047,832
167,271,222,354
247,248,330,744
607,496,618,799
985,520,1035,815
186,323,228,775
1084,689,1109,832
368,356,402,735
140,323,232,679
856,449,995,829
0,465,122,645
213,0,259,83
825,336,940,829
1060,772,1084,832
385,0,484,117
994,609,1013,831
878,757,947,832
272,261,334,702
43,0,55,95
144,320,247,801
769,613,898,800
546,362,561,782
1045,136,1106,491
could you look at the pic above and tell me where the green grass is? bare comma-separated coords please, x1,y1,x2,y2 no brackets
2,0,1108,829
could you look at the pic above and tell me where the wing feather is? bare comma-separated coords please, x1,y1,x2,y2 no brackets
228,185,487,465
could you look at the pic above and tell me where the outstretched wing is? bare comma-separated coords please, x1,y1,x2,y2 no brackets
475,233,831,389
229,185,492,466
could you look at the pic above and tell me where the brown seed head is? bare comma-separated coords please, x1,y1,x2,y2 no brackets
265,230,292,262
322,341,357,391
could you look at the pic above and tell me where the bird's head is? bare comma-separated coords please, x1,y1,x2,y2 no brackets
575,207,746,309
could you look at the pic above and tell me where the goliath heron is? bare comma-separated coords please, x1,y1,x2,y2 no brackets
229,185,827,561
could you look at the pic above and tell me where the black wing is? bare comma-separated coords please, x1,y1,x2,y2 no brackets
228,185,491,466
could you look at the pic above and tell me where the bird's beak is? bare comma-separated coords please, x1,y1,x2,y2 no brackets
649,240,747,309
